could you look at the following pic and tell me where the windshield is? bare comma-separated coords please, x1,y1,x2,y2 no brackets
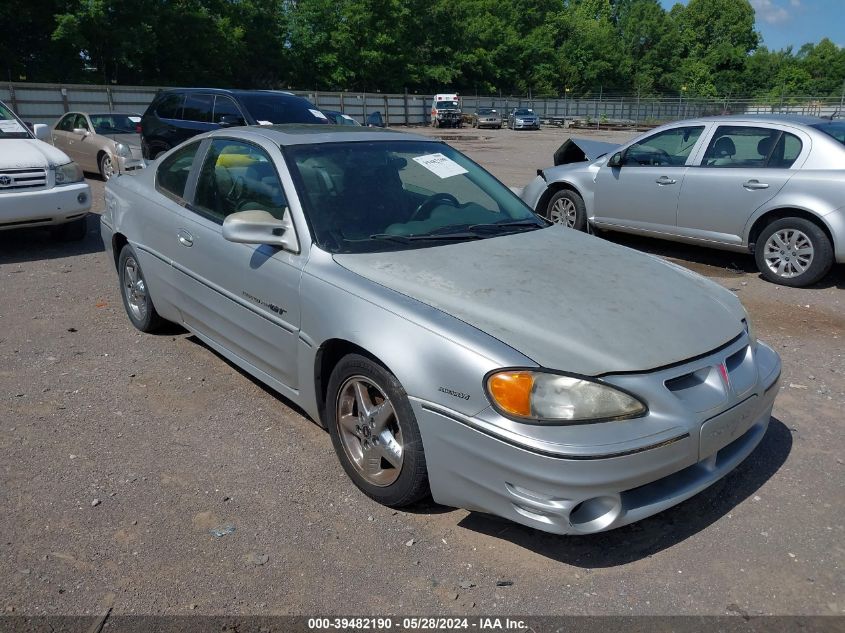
478,108,496,115
437,101,460,109
90,113,137,135
0,102,32,139
239,94,328,125
812,121,845,146
286,140,545,254
514,109,534,115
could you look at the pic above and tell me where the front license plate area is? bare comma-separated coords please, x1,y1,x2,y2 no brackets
700,395,759,459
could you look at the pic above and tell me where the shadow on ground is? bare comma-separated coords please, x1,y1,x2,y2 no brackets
0,214,104,264
602,230,845,289
457,416,792,567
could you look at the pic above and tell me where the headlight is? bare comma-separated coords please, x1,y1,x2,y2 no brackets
54,162,83,185
486,370,646,423
115,142,130,158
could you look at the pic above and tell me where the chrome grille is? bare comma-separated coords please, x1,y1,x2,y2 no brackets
0,167,48,191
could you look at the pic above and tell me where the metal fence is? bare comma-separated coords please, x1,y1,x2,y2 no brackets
3,81,843,127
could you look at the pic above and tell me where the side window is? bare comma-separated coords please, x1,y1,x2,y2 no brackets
74,114,90,131
56,114,75,131
182,94,213,123
155,93,184,119
156,142,200,200
624,126,704,166
192,139,287,223
702,126,788,168
213,96,245,124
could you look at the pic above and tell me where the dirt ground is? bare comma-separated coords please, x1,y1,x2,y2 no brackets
1,126,843,618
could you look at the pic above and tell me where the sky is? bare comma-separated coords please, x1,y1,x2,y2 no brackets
660,0,845,51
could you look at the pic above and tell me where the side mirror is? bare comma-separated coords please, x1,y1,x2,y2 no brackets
222,208,299,253
73,128,90,136
607,152,623,168
32,124,50,140
218,114,245,128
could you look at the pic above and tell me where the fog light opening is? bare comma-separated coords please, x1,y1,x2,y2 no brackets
77,192,88,204
568,495,621,534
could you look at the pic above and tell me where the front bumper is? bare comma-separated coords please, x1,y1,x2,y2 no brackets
117,154,146,174
512,120,540,129
415,338,781,535
476,119,501,128
0,182,91,230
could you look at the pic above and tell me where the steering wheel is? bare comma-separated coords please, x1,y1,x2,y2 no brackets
652,148,672,166
410,193,460,222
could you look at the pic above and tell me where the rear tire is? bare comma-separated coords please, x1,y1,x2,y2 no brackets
52,216,87,242
326,353,429,507
118,244,165,332
545,190,587,231
754,217,833,287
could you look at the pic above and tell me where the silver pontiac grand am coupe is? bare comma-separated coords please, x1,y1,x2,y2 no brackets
522,116,845,287
102,125,781,535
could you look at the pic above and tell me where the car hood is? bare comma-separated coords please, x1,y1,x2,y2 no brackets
553,137,620,166
0,138,70,168
334,227,745,376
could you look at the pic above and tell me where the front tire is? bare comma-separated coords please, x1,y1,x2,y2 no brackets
118,244,165,332
326,354,429,507
52,216,87,242
545,189,587,231
755,217,833,287
99,153,115,181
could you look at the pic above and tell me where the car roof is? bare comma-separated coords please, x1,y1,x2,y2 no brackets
159,88,297,98
215,124,433,147
681,114,829,126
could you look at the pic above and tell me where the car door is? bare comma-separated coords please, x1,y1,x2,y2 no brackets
166,137,304,391
592,124,707,233
76,114,100,172
674,124,806,246
177,93,216,144
51,113,76,154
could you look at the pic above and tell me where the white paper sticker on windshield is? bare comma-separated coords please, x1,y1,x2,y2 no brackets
309,109,328,120
0,120,27,134
257,120,273,126
412,153,468,179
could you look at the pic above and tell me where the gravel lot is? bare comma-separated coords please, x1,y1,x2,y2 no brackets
1,126,843,618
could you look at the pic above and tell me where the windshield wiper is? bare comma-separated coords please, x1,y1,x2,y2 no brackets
467,220,544,232
369,232,481,243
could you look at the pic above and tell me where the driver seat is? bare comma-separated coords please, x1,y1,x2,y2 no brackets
706,136,736,166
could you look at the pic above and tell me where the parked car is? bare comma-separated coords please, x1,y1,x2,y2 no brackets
324,110,361,126
51,111,144,181
140,88,328,160
102,126,781,535
521,116,845,287
0,99,90,240
508,108,540,130
471,107,502,129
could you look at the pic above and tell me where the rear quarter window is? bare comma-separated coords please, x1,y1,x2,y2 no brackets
156,142,200,200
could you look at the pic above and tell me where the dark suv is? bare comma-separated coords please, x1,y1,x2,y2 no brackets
140,88,328,159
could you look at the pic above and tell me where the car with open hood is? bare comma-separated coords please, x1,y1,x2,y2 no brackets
0,99,91,240
101,125,781,535
521,116,845,287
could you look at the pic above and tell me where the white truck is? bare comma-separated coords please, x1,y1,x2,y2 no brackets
0,99,91,241
430,93,463,128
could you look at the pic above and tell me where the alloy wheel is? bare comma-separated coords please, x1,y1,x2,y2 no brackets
762,228,814,279
335,376,403,486
101,156,114,180
122,256,148,321
549,197,578,228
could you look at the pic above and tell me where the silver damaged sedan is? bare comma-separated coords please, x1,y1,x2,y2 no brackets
522,116,845,287
101,126,781,535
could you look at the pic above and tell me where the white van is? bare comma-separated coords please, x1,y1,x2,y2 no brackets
430,94,462,128
0,100,91,240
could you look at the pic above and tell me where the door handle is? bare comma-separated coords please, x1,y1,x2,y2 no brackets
655,176,677,185
743,179,769,190
177,229,193,247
